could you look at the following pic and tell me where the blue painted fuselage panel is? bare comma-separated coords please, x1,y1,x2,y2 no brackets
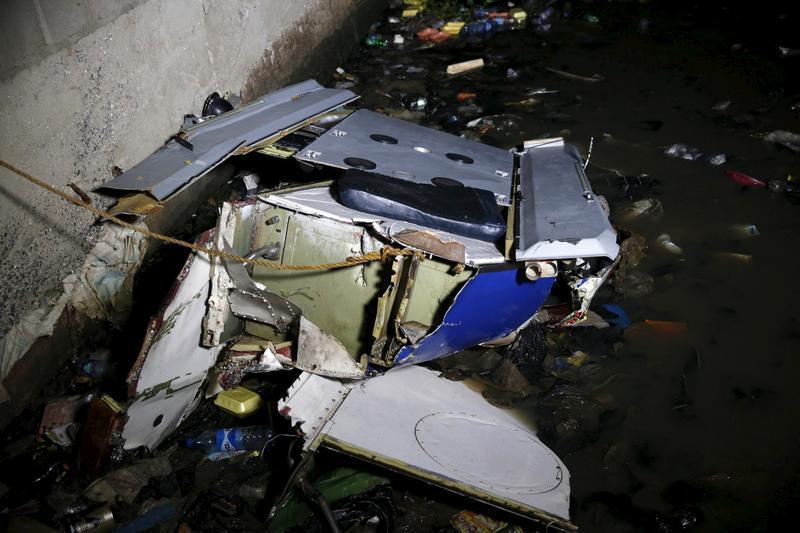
393,268,556,365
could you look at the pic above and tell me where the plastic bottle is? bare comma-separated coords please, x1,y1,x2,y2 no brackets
184,426,275,453
460,20,494,39
489,16,516,32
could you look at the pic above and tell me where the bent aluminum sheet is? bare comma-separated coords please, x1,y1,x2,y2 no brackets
294,109,515,205
122,250,221,450
280,366,573,528
393,268,555,365
260,185,505,265
102,80,357,200
517,140,619,260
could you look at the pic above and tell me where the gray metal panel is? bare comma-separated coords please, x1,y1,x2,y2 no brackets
101,80,358,200
294,110,515,205
516,141,618,260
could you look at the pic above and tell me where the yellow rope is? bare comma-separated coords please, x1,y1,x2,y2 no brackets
0,158,417,270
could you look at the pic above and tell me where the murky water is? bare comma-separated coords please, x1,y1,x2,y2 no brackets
339,1,800,530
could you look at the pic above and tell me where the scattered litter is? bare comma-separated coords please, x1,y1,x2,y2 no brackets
600,304,631,329
213,386,263,418
713,100,732,111
726,169,767,187
78,395,124,477
663,142,729,165
708,153,727,166
617,198,663,221
624,320,689,343
416,27,450,42
769,177,800,197
711,252,753,265
664,143,702,160
545,67,605,82
777,46,800,58
184,425,275,454
450,509,519,533
38,394,92,447
762,130,800,152
447,58,485,75
730,224,759,239
655,234,683,255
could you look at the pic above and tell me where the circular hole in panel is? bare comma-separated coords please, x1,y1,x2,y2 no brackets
393,170,416,180
413,146,431,153
343,157,377,170
431,177,465,187
445,152,474,164
153,414,163,427
370,133,399,144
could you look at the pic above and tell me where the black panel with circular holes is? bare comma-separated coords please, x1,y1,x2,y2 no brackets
343,157,377,170
445,152,474,164
369,134,399,144
431,177,465,187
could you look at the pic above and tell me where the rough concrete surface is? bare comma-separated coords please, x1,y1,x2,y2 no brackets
0,0,385,335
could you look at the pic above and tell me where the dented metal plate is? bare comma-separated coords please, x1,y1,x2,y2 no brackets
102,80,358,200
280,366,573,527
516,141,619,260
295,316,366,379
222,242,300,332
294,110,514,205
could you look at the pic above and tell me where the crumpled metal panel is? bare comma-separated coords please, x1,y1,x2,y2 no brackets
294,110,515,205
295,316,367,379
393,268,555,365
282,365,573,526
122,250,221,450
516,141,619,260
101,80,358,200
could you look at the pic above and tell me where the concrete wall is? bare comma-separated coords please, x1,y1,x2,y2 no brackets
0,0,385,335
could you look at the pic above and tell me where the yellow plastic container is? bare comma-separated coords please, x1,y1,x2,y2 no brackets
510,7,528,22
214,387,263,417
442,21,465,36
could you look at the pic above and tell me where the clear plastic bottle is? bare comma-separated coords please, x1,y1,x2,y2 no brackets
184,426,274,453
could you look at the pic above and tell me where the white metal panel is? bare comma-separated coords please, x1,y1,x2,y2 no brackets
122,252,221,450
282,366,571,523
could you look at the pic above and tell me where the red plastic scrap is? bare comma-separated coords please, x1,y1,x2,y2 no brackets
416,27,450,42
726,170,766,188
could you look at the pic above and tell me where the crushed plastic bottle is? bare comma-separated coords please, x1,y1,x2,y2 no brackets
184,426,275,454
460,20,494,39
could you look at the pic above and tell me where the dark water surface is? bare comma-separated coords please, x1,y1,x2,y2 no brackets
339,1,800,530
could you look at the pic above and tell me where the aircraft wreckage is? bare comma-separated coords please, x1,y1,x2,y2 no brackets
101,80,619,530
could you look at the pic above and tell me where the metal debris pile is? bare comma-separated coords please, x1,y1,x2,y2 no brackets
0,67,622,530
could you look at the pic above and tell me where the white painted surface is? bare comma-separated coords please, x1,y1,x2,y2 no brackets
122,251,221,450
283,365,571,520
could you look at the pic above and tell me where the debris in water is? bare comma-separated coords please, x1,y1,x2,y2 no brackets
726,170,767,188
446,58,485,75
